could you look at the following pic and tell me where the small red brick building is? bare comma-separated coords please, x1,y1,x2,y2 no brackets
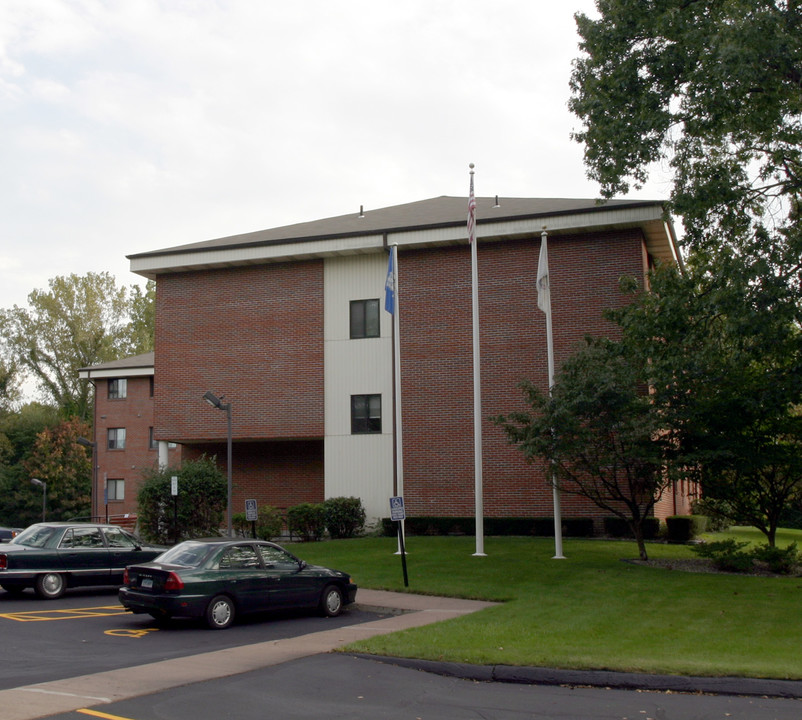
84,196,686,530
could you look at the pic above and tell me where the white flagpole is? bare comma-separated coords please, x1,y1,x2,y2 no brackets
469,164,486,557
386,244,405,555
391,244,404,503
537,228,565,560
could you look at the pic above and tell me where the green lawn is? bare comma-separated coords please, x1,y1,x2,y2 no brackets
296,528,802,679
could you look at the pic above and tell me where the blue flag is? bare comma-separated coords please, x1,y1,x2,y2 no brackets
384,247,395,315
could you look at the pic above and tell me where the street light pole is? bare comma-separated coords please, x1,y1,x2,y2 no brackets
30,478,46,521
203,391,233,537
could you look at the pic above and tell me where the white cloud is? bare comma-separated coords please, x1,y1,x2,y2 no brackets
0,0,669,314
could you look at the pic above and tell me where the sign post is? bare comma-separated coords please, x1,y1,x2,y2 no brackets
246,499,258,539
389,496,408,587
171,476,178,544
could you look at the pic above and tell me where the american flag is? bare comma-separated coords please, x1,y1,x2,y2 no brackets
467,168,477,244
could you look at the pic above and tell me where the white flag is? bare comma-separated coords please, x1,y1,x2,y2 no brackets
536,232,550,314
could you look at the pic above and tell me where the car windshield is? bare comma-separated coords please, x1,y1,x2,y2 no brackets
156,541,215,567
11,524,62,548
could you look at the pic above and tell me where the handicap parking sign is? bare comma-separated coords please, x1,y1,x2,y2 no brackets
389,496,405,521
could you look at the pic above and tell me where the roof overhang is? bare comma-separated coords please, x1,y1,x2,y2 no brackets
129,197,681,279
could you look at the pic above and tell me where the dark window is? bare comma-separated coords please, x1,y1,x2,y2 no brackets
108,378,127,399
107,479,125,501
350,299,380,339
149,376,154,397
351,394,382,434
107,428,126,450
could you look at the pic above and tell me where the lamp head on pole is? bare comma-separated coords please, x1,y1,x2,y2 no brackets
203,390,222,409
76,436,96,449
30,478,46,489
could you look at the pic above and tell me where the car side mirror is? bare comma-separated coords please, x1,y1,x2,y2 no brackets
299,560,307,570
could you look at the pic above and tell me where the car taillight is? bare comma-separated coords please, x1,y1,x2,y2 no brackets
123,568,129,585
164,572,184,591
0,554,6,571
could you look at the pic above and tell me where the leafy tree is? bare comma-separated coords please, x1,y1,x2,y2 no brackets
0,403,60,526
17,417,92,524
0,272,155,420
129,281,156,355
569,0,802,251
137,457,227,544
610,259,802,546
495,337,673,561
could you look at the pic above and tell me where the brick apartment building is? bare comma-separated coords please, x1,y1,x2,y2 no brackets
81,196,686,529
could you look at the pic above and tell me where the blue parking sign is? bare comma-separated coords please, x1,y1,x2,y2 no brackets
390,496,405,522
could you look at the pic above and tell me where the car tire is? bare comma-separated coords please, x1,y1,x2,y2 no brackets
205,595,235,630
34,573,65,600
319,584,344,617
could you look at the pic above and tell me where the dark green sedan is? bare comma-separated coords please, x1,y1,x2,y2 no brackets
119,538,358,630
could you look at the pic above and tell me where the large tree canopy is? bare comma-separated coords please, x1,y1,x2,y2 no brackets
0,273,154,419
569,0,802,250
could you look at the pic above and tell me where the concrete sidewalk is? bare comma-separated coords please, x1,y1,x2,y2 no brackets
1,589,800,719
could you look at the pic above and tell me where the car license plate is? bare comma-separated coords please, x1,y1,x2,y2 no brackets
141,578,153,589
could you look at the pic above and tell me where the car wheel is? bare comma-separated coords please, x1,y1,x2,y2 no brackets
34,573,65,600
320,584,344,617
205,595,235,630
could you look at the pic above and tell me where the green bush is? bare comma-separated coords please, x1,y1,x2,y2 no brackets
137,456,227,544
751,542,800,575
323,496,366,539
390,516,598,538
287,502,325,541
603,517,661,539
691,497,732,532
666,515,708,543
692,539,754,572
232,505,285,540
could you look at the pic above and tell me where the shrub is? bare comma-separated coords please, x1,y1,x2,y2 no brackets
233,506,285,540
692,539,754,572
751,542,801,575
323,496,366,539
665,515,707,543
691,498,732,532
603,517,660,539
137,456,226,544
287,502,325,541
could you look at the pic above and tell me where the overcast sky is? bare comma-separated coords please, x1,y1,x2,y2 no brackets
0,0,673,312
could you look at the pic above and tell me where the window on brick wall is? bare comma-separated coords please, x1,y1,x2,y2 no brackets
106,479,124,501
350,299,380,339
107,428,126,450
351,394,382,434
108,378,127,399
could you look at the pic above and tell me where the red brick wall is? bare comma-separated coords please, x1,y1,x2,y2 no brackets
398,230,647,522
153,261,325,443
93,375,179,518
183,440,324,513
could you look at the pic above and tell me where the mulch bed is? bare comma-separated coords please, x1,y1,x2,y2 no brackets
626,557,802,577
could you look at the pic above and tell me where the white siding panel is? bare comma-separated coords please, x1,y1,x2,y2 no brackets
324,254,394,524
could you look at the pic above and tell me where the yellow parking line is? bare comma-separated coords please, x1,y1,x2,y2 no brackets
0,605,128,622
77,709,136,720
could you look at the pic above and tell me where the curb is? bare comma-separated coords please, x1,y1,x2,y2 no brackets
351,654,802,699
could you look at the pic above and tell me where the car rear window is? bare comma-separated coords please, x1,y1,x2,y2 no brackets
156,541,214,567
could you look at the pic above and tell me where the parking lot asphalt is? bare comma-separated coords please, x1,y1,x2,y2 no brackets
1,589,801,720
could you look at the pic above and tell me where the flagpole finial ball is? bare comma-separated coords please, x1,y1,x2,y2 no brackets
469,163,474,170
